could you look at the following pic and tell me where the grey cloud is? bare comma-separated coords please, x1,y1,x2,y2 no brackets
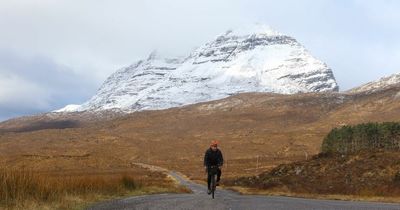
0,49,97,121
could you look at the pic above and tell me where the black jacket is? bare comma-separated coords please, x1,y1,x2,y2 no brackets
204,148,224,167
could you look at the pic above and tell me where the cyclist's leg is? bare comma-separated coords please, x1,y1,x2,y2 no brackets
217,168,221,182
207,171,212,190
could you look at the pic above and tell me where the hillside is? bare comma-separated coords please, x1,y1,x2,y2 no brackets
228,122,400,198
1,85,400,181
231,150,400,197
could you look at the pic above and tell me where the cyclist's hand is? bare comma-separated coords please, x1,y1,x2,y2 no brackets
204,166,207,173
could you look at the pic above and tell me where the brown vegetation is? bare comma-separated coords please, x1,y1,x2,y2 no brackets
229,150,400,197
0,85,400,204
0,166,185,209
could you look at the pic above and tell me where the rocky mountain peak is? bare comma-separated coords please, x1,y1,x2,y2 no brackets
56,25,339,113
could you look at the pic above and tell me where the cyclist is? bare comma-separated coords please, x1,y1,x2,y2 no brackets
204,140,224,194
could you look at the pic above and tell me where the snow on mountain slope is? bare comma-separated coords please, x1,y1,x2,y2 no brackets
68,52,184,112
54,104,82,112
57,24,339,113
348,73,400,93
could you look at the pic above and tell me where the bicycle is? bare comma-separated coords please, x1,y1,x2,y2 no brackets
208,165,219,199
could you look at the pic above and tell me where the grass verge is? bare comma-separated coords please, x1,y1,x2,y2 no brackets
0,167,188,210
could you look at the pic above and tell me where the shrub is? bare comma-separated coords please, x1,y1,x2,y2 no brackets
122,175,139,190
322,122,400,154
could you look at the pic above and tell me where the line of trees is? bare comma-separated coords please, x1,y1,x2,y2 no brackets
321,122,400,154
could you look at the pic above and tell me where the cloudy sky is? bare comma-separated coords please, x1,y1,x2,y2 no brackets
0,0,399,121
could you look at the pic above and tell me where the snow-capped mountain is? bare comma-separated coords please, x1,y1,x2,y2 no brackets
348,73,400,93
56,24,339,113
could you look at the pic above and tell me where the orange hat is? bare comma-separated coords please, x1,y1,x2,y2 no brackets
210,140,219,147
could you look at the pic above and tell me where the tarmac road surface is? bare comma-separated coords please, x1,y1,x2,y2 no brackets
88,171,400,210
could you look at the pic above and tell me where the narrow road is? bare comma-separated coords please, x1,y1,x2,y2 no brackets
88,171,400,210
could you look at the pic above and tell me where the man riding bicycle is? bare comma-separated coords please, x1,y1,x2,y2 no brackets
204,140,224,194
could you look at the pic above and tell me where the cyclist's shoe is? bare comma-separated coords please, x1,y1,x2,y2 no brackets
207,189,211,194
216,181,220,186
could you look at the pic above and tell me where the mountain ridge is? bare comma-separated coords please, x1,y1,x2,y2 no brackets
56,24,339,113
348,73,400,93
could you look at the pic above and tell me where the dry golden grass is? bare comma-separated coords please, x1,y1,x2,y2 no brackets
0,167,186,210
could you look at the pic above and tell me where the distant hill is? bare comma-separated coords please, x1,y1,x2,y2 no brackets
348,73,400,94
